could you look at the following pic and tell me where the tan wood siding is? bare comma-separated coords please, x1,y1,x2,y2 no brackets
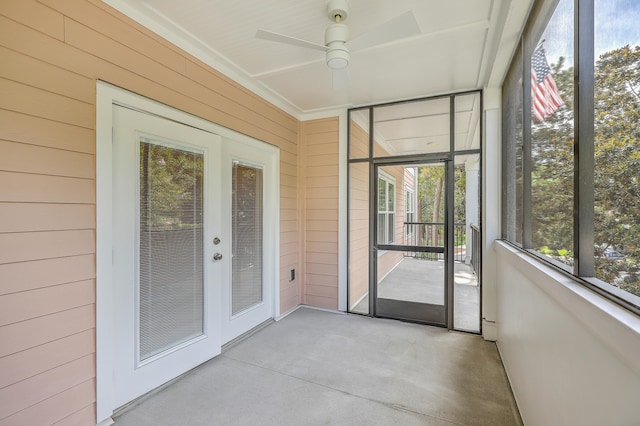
1,0,65,40
0,330,95,389
0,171,95,204
52,403,95,426
0,280,95,327
348,121,370,309
0,203,95,233
0,110,95,154
0,79,94,128
0,140,95,178
300,118,339,310
0,305,95,358
0,255,95,296
0,355,94,421
0,230,95,264
0,0,300,423
349,126,407,306
376,165,406,281
280,146,300,313
2,379,95,426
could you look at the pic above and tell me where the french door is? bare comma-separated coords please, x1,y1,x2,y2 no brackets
220,140,276,344
111,106,275,408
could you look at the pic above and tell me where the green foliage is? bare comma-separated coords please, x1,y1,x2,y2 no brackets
418,165,444,222
530,56,574,263
417,164,468,223
531,45,640,297
140,143,203,230
594,45,640,297
538,246,554,255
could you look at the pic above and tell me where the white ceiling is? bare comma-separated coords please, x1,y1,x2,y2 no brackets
104,0,532,119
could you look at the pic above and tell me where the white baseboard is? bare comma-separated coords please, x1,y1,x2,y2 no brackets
482,320,498,341
96,417,115,426
275,304,301,321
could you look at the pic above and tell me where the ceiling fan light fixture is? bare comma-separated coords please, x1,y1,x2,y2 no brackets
325,21,350,70
326,45,349,69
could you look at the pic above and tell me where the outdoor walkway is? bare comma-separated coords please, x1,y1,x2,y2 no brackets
114,308,521,426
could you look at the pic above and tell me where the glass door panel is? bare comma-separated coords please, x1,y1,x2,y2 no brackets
349,162,370,314
454,93,481,151
231,162,264,316
139,140,205,361
452,155,481,332
373,98,450,157
375,162,447,326
349,109,370,160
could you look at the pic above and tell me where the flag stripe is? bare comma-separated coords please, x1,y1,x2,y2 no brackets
531,45,564,122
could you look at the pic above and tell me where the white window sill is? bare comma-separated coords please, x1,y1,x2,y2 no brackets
495,240,640,376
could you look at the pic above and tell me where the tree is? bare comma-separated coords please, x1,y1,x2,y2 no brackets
530,45,640,297
140,143,204,230
417,164,467,246
593,45,640,296
530,56,575,264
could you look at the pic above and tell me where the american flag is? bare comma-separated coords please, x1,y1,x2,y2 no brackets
531,44,564,122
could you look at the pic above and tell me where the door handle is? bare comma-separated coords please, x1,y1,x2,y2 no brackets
213,253,223,261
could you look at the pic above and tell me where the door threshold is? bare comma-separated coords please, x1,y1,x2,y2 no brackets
113,367,193,418
222,318,274,353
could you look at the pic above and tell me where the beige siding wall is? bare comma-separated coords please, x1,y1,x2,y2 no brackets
398,167,414,246
377,164,405,281
300,118,340,309
0,0,301,424
347,124,407,304
348,122,370,308
347,123,411,305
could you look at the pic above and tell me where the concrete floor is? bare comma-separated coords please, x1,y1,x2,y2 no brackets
352,259,480,332
114,308,521,426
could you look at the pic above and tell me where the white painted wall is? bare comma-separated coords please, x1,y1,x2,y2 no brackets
495,241,640,425
482,88,501,341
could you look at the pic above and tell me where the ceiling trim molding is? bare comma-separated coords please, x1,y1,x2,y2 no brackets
487,0,535,86
102,0,305,119
300,106,351,121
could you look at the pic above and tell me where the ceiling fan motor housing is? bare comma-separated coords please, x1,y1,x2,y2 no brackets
325,23,350,69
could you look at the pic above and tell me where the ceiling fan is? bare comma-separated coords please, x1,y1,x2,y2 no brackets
255,0,421,89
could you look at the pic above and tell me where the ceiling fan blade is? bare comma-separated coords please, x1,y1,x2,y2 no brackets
346,11,420,52
332,67,351,90
255,29,328,52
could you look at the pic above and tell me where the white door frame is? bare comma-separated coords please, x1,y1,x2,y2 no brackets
96,82,280,424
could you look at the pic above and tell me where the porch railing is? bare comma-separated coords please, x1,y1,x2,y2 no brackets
470,224,481,285
403,222,466,262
